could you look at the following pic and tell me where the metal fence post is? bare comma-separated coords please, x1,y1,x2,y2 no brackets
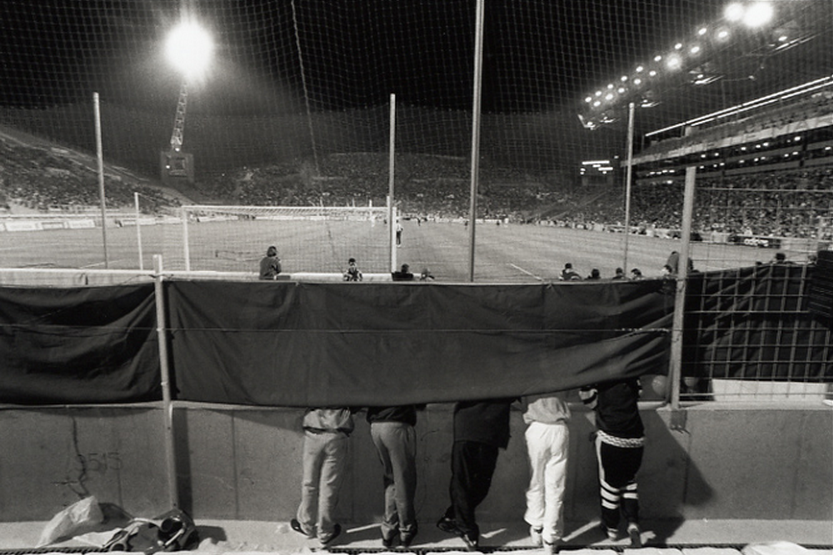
154,254,179,508
668,166,696,420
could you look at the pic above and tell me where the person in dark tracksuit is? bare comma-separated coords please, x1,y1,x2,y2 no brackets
580,378,644,548
437,398,514,551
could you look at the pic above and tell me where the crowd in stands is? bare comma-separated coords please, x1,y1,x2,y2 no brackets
5,135,833,244
0,139,180,214
197,153,574,222
622,167,833,239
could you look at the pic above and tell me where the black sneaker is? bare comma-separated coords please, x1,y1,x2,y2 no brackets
320,523,342,546
462,532,479,551
436,516,459,534
601,523,618,541
382,534,396,548
290,518,313,538
627,523,642,548
400,532,416,547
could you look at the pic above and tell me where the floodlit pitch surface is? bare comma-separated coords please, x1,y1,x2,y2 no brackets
1,218,772,282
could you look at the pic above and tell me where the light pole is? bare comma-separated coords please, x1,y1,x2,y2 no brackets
158,18,213,510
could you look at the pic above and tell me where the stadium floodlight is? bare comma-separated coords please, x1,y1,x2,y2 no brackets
725,1,775,28
165,21,214,81
743,2,774,28
724,3,745,23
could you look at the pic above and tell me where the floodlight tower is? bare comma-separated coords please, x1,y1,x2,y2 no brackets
160,21,213,185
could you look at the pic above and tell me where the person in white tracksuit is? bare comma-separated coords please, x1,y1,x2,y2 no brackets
521,392,571,554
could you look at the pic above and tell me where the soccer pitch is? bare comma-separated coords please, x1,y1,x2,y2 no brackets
0,218,771,282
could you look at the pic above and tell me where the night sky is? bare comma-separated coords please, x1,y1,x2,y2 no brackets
0,0,730,115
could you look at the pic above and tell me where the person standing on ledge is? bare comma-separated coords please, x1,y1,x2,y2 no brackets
291,407,355,547
366,404,426,548
521,391,571,554
437,398,514,551
579,378,645,548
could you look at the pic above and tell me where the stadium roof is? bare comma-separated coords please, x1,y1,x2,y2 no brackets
576,1,833,138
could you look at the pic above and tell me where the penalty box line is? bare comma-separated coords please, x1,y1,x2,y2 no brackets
508,263,543,281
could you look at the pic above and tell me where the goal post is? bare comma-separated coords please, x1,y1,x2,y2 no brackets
175,204,393,275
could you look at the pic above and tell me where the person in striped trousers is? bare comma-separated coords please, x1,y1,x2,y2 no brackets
579,378,645,548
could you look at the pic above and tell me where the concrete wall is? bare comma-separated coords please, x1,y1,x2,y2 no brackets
0,403,830,524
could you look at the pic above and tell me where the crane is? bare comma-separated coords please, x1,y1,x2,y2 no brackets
164,81,189,178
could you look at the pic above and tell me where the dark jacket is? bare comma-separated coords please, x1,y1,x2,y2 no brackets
453,398,514,449
366,405,425,427
582,379,644,439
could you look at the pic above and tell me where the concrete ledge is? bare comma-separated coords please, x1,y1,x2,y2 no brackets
1,519,830,552
0,403,830,525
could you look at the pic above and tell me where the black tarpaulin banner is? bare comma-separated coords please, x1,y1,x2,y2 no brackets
684,264,833,381
168,280,673,406
0,284,161,404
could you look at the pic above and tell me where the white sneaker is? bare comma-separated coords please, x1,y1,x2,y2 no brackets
529,526,543,547
601,524,618,541
544,538,563,554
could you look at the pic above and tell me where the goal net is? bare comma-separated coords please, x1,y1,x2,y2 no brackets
169,204,392,275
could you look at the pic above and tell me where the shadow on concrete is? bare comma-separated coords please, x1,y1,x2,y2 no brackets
640,409,714,546
195,524,228,544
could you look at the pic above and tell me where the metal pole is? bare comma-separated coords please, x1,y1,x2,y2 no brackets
181,206,191,271
622,102,635,273
135,192,144,271
291,0,319,173
669,166,696,409
391,207,398,272
153,254,179,508
93,92,109,268
467,0,485,282
389,94,396,271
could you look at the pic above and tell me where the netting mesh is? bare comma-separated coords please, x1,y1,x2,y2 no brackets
1,1,833,279
2,1,833,398
0,1,740,180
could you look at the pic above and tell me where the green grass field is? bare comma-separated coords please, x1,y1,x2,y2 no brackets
0,218,775,282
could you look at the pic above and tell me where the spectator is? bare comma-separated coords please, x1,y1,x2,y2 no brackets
437,399,514,551
392,264,415,281
559,263,582,281
367,404,426,548
579,379,645,548
521,392,571,554
420,267,435,281
630,268,643,280
343,257,363,281
666,251,694,275
291,407,356,546
259,246,282,280
611,268,626,280
587,268,601,280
